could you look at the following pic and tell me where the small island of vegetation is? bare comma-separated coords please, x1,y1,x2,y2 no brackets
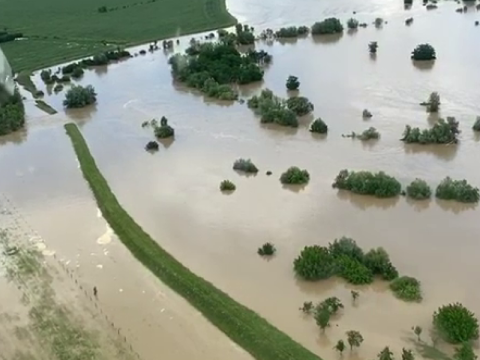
286,75,300,91
153,116,175,139
435,177,479,203
63,85,97,109
332,169,402,198
168,42,271,100
472,116,480,131
401,117,459,144
0,85,25,136
247,89,298,127
280,167,310,185
258,242,276,256
220,180,236,192
433,303,479,344
275,26,309,38
311,18,344,35
286,96,314,116
390,276,422,302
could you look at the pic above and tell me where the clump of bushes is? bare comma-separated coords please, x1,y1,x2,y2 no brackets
363,109,373,118
368,42,378,54
40,69,55,85
472,116,480,131
280,167,310,185
233,159,258,174
433,303,479,343
435,177,479,203
71,66,85,79
0,85,25,136
145,141,159,151
153,116,175,139
53,84,64,93
347,18,359,29
63,85,97,108
411,43,436,60
286,96,314,116
311,18,344,35
275,26,309,38
332,169,402,198
294,238,401,288
220,180,236,192
406,179,432,200
421,92,440,112
401,117,459,144
286,75,300,91
310,118,328,134
352,127,379,140
169,42,268,100
258,242,276,256
390,276,422,302
247,89,298,127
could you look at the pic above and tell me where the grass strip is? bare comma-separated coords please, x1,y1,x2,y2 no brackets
64,122,321,360
35,100,58,115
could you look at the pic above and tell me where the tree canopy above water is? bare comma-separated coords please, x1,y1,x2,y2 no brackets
0,84,25,136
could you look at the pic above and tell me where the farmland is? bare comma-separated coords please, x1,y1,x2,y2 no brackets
0,0,235,72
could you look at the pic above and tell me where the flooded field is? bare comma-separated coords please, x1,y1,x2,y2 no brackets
1,0,480,358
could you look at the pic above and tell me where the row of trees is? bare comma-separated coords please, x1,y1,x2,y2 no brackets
402,117,459,144
333,170,479,203
0,85,25,136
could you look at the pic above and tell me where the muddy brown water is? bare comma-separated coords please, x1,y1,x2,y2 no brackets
2,0,480,358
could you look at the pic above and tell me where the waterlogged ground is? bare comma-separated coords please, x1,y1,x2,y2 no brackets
2,0,480,358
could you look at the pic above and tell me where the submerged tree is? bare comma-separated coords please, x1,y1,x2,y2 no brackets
433,303,479,344
401,117,460,144
280,166,310,185
286,96,314,116
63,85,97,108
258,242,276,256
315,307,331,332
332,169,402,198
413,326,422,341
346,330,364,351
368,42,378,54
402,349,415,360
286,75,300,91
154,116,175,138
411,43,436,61
472,116,480,132
0,85,25,136
311,18,344,35
406,179,432,200
435,177,480,203
347,18,359,29
378,347,394,360
247,89,298,127
422,92,440,113
310,118,328,134
453,342,478,360
334,340,346,355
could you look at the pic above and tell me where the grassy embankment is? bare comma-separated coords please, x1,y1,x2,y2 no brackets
64,122,321,360
1,0,236,72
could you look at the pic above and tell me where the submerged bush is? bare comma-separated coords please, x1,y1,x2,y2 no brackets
280,167,310,185
364,247,398,280
220,180,236,192
275,26,309,38
63,85,97,108
310,118,328,134
258,242,276,256
355,127,379,140
294,246,336,280
406,179,432,200
435,177,479,203
311,18,344,35
248,89,298,127
402,117,459,144
286,96,314,116
145,141,159,151
332,169,402,198
53,84,64,93
286,75,300,91
433,303,479,344
0,86,25,136
153,116,175,139
347,18,359,29
317,297,344,315
336,255,373,285
328,237,364,263
363,109,373,118
424,92,440,113
412,43,436,61
472,116,480,132
390,276,422,302
233,159,259,173
368,42,378,54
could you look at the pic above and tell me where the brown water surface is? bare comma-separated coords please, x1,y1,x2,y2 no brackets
2,0,480,358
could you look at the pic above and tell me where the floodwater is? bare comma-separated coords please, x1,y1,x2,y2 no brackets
2,0,480,358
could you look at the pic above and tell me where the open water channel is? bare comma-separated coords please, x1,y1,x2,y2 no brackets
1,0,480,358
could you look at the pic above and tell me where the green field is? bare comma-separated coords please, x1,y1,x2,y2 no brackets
0,0,236,72
64,122,322,360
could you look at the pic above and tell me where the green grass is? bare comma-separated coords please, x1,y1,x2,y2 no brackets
35,100,58,114
64,122,321,360
1,0,236,72
15,71,38,94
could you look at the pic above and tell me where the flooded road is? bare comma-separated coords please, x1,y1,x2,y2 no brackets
2,0,480,358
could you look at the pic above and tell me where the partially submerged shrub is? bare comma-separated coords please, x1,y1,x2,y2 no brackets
364,247,398,280
53,84,64,93
63,85,97,108
336,255,374,285
412,43,436,60
328,237,364,263
286,96,314,116
355,127,379,140
317,297,344,315
0,86,25,136
153,116,175,139
286,76,300,91
233,159,258,173
368,42,378,54
258,242,276,256
300,301,314,314
311,18,344,35
374,18,384,27
406,179,432,200
363,109,373,118
435,177,479,203
220,180,236,192
280,166,310,185
472,116,480,132
433,303,479,343
310,118,328,134
332,169,402,198
422,92,440,113
390,276,422,302
347,18,359,29
248,89,298,128
71,66,85,79
145,141,159,151
294,245,336,280
402,117,459,144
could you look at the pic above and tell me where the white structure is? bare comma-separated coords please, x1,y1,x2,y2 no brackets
0,45,14,95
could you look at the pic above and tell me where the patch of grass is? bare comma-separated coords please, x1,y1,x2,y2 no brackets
1,0,236,72
15,71,37,94
64,122,321,360
35,100,58,114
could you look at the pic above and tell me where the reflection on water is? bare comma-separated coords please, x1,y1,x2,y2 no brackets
2,0,480,358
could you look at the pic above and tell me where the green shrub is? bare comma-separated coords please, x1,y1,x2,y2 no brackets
220,180,236,191
390,276,422,302
71,66,85,79
473,116,480,132
280,167,310,185
363,109,373,118
0,86,25,136
332,169,402,198
53,84,64,93
286,75,300,91
317,297,344,315
364,247,398,280
424,92,440,113
368,42,378,54
336,255,373,285
433,303,479,343
145,141,159,151
401,117,459,144
412,43,436,61
347,18,359,29
294,246,336,280
275,26,309,38
406,179,432,200
453,342,477,360
310,118,328,134
286,96,314,116
258,242,276,256
233,159,258,173
355,127,379,140
247,89,298,127
328,237,364,263
435,177,479,203
153,116,175,139
311,18,344,35
63,85,96,108
300,301,314,314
